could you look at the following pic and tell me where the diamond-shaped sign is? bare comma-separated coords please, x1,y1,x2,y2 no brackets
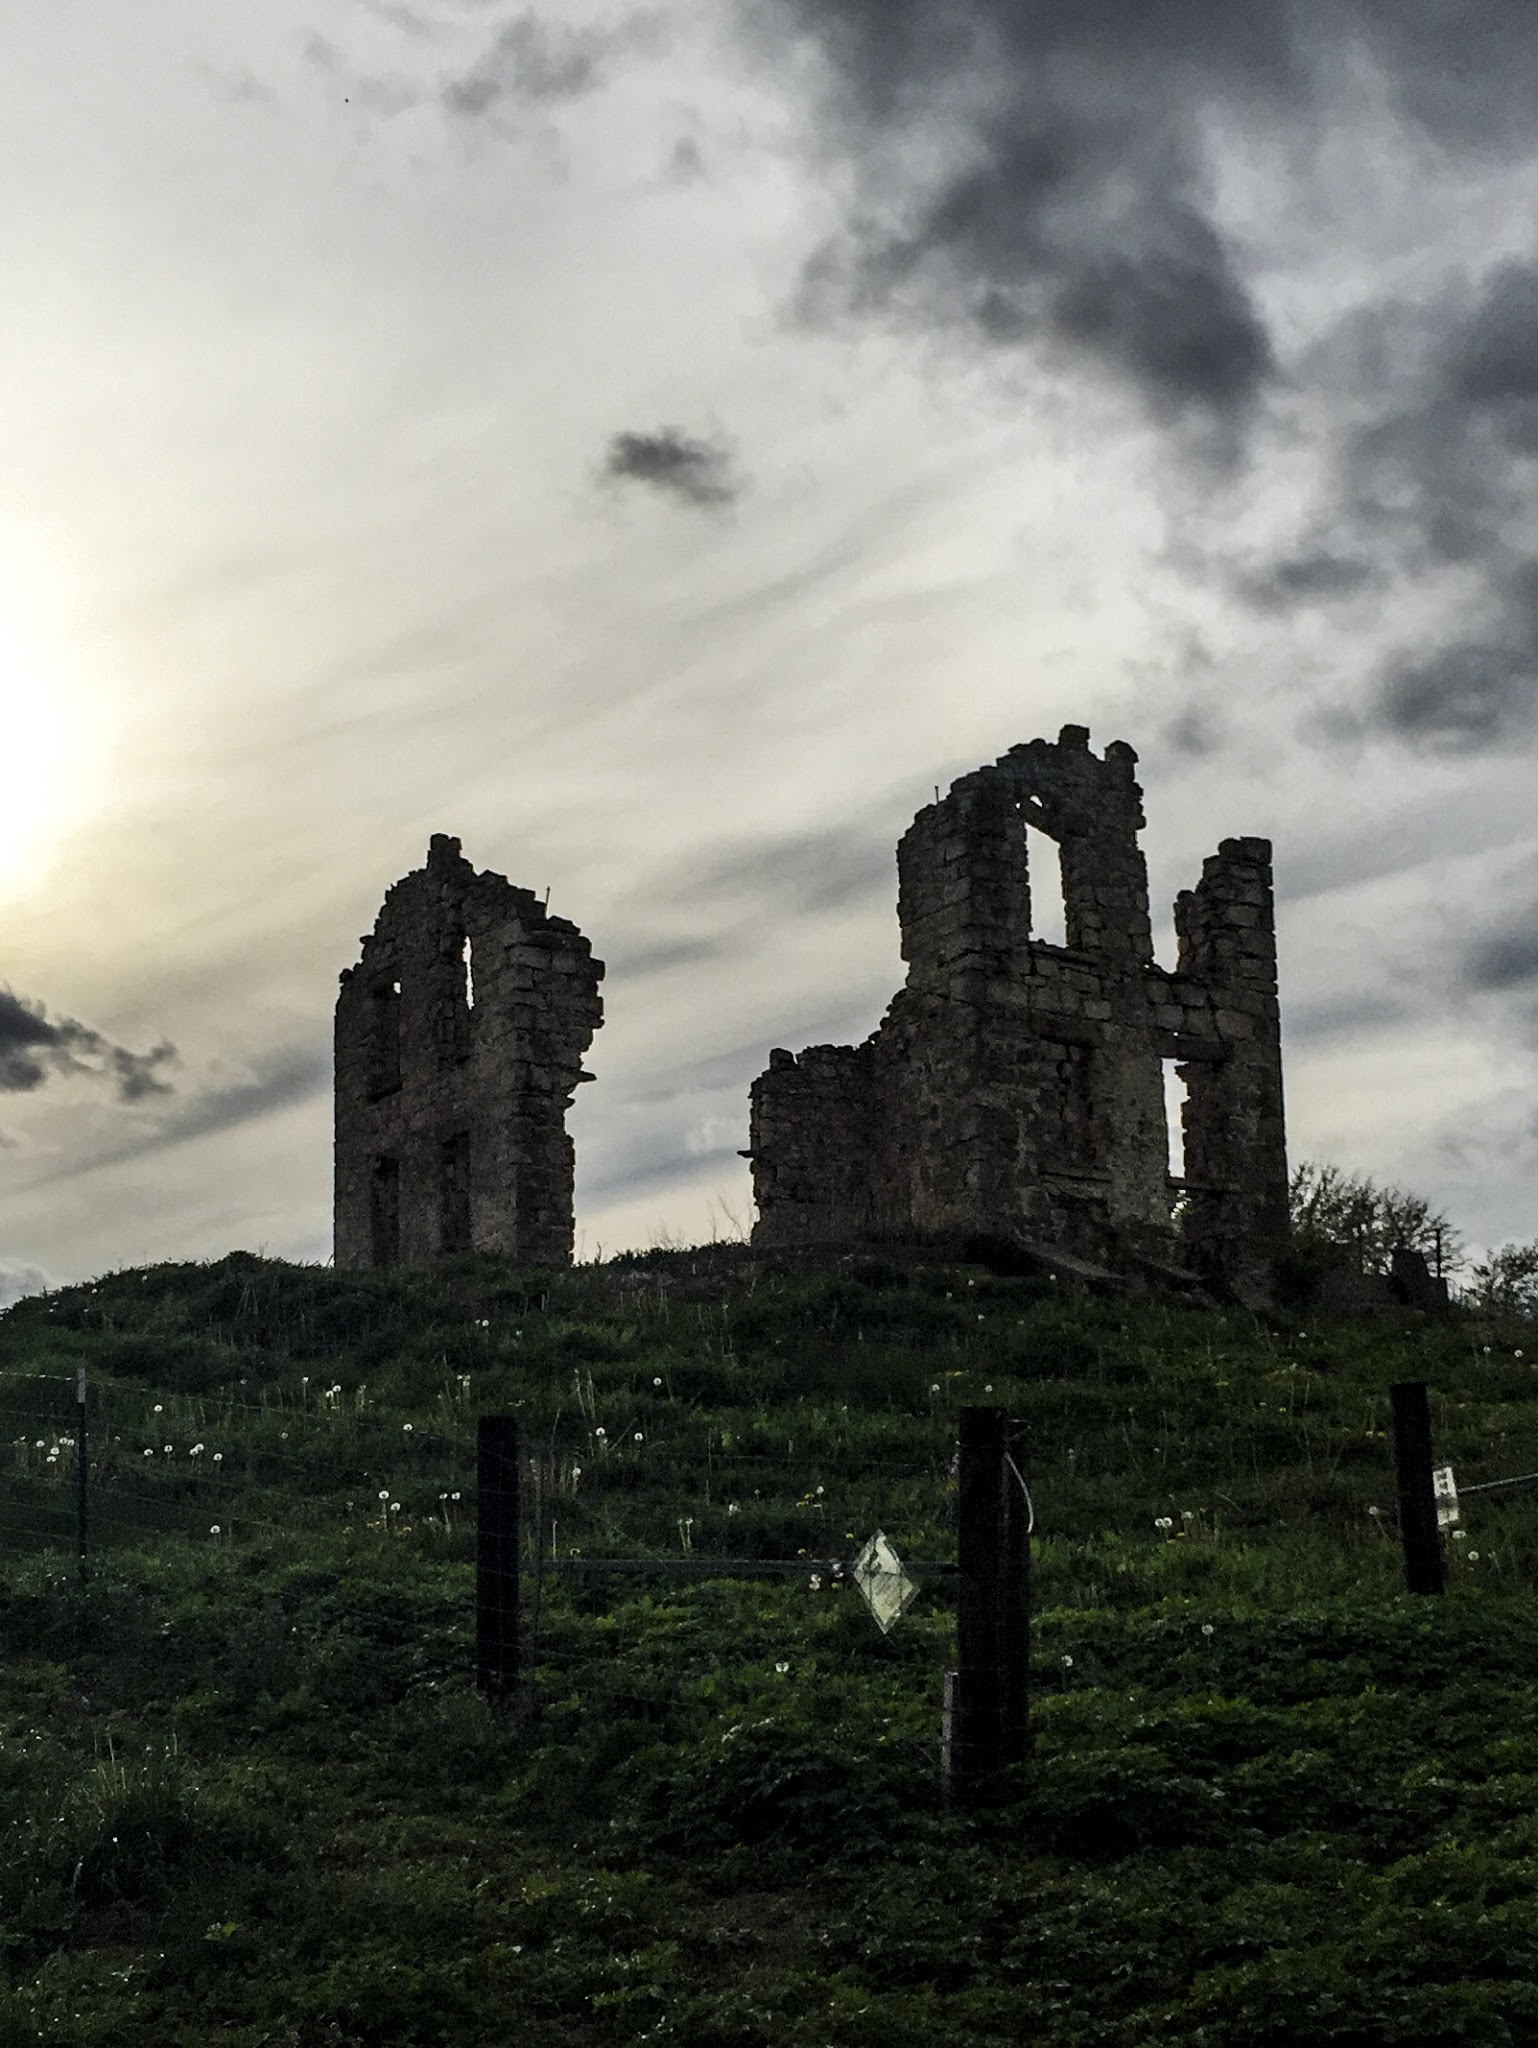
851,1530,919,1635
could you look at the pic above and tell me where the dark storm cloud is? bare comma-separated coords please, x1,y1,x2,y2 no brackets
8,1047,330,1194
443,11,660,117
600,428,741,509
1377,632,1537,751
1219,253,1538,749
1282,992,1409,1044
139,1049,329,1153
1462,900,1538,995
742,0,1314,437
1236,550,1381,612
0,990,175,1103
1350,264,1538,749
1162,705,1223,758
740,0,1538,475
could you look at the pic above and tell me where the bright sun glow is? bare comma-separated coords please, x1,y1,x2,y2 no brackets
0,542,94,898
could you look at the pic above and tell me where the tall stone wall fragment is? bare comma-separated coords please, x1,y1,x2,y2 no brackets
334,834,602,1270
745,727,1289,1294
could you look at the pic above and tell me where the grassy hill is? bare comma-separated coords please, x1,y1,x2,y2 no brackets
2,1247,1537,2045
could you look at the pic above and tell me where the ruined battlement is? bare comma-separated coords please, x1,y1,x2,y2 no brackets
746,728,1288,1295
333,835,603,1269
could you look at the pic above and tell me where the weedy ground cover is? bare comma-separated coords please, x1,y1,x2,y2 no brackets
1,1250,1537,2043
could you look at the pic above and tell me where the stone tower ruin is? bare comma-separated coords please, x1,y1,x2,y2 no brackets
334,834,603,1269
745,727,1287,1294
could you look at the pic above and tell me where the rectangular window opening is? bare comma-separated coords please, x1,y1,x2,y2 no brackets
461,934,474,1011
1163,1060,1190,1191
1026,823,1067,948
440,1132,472,1255
367,980,401,1099
370,1156,401,1267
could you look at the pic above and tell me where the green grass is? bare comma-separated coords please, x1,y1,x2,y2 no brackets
1,1248,1537,2043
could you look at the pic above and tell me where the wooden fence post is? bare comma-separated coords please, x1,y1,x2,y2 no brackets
476,1415,520,1706
1390,1381,1444,1596
74,1368,87,1586
1002,1416,1031,1766
946,1405,1008,1803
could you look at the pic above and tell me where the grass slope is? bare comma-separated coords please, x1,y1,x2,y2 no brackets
1,1248,1536,2045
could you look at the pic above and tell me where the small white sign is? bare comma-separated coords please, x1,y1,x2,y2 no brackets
1433,1464,1460,1530
851,1530,919,1635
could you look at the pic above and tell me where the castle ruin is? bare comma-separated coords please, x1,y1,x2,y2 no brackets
334,834,603,1269
744,727,1288,1294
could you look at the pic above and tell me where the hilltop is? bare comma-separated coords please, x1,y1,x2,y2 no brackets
1,1249,1537,2045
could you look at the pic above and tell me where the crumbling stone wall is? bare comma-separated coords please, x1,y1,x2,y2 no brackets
746,727,1288,1292
335,835,602,1269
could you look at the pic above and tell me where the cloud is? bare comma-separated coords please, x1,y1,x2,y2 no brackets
1377,632,1537,752
1461,894,1538,994
583,1140,746,1204
0,1259,49,1311
678,820,895,916
0,989,176,1103
601,935,733,980
138,1048,329,1154
1283,992,1409,1044
443,11,658,118
5,1046,329,1195
1235,549,1381,612
745,0,1297,441
1161,705,1223,759
600,426,741,509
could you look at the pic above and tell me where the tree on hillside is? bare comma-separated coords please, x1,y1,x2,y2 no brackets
1288,1161,1463,1278
1463,1241,1538,1315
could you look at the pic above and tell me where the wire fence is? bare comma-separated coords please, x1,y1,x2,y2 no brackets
1,1362,1001,1783
6,1358,1537,1791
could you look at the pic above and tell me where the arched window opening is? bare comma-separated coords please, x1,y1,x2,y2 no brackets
367,979,401,1098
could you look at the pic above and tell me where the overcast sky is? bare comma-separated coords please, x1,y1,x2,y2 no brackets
5,0,1538,1299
